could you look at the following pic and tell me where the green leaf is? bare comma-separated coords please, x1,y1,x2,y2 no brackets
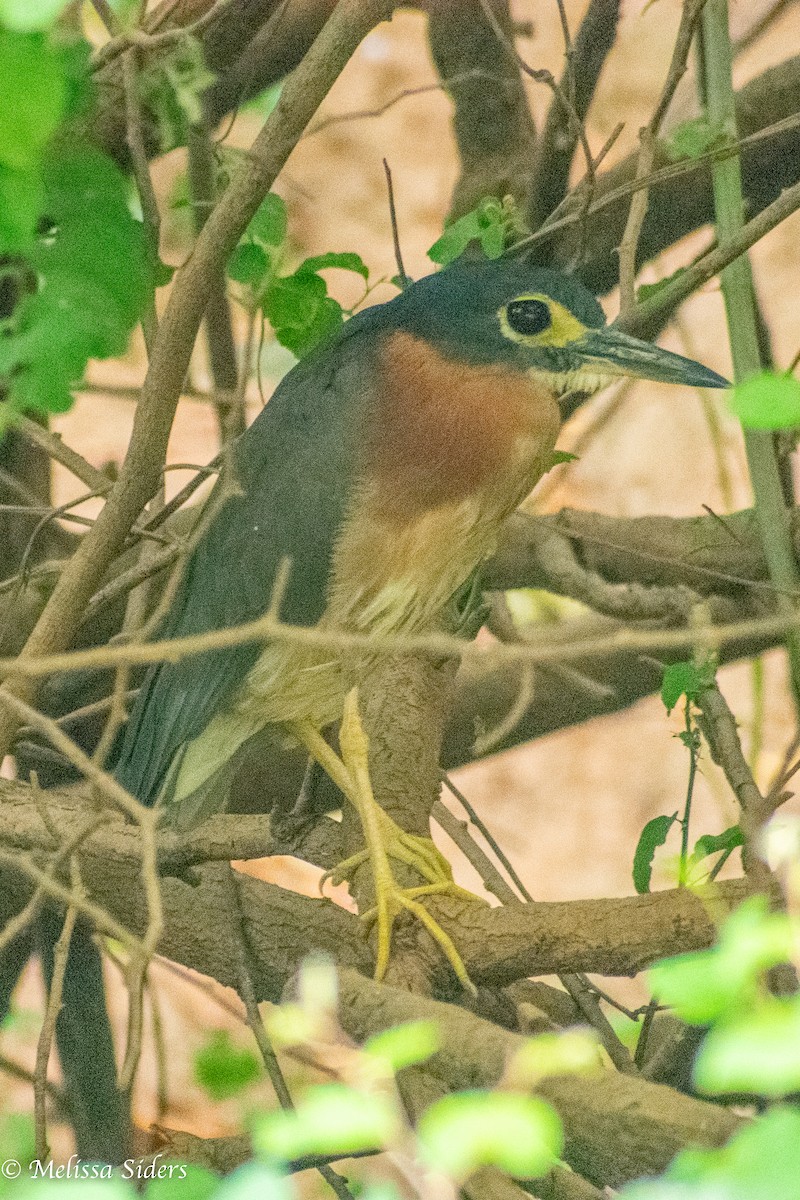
253,1084,398,1161
649,898,794,1023
694,996,800,1096
243,82,283,118
248,193,287,248
214,1163,292,1200
363,1020,440,1071
0,1112,35,1169
0,30,66,172
509,1030,600,1088
263,271,343,358
299,251,369,282
153,259,175,288
690,825,743,867
139,34,215,152
664,117,722,162
633,813,677,894
0,163,42,250
1,142,150,415
228,242,270,289
0,0,72,29
194,1030,260,1100
548,449,578,467
619,1107,800,1200
417,1091,562,1181
145,1165,219,1200
660,659,716,713
730,370,800,430
428,198,506,265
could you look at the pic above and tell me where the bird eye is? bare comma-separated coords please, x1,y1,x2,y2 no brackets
506,298,552,336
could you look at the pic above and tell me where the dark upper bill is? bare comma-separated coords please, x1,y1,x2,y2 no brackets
577,327,730,389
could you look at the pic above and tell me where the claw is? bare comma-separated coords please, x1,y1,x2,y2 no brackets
291,691,479,994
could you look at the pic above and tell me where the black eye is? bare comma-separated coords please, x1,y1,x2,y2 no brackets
506,298,552,335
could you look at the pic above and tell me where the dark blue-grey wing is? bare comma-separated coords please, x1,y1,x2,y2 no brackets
114,337,374,805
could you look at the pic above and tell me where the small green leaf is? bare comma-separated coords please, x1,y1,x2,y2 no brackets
509,1030,600,1088
248,193,287,248
139,34,215,152
620,1107,800,1199
418,1091,562,1181
1,142,150,415
664,117,722,162
636,266,687,307
649,947,737,1026
660,658,716,713
0,162,42,249
194,1030,260,1100
228,242,270,289
649,898,794,1023
695,996,800,1097
0,30,66,172
730,370,800,430
690,825,743,866
633,813,677,894
0,0,72,28
145,1165,219,1200
253,1084,398,1161
264,271,343,358
548,449,578,467
428,198,506,265
363,1020,440,1071
299,251,369,282
153,259,175,288
243,82,284,118
0,1112,36,1168
215,1162,292,1200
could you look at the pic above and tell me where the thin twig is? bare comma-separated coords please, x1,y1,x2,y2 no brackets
1,598,798,685
122,47,160,348
17,417,113,497
382,159,410,289
187,121,244,442
509,107,800,261
435,779,637,1071
91,0,241,70
34,878,79,1161
619,0,707,314
228,869,357,1200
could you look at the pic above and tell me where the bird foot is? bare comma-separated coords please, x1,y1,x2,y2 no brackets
322,816,478,994
310,690,477,995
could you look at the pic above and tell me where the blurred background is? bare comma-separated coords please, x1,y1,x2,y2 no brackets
3,0,799,1163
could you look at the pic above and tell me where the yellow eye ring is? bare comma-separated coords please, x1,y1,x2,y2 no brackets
499,293,589,348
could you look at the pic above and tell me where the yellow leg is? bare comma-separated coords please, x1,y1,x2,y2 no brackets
288,690,477,994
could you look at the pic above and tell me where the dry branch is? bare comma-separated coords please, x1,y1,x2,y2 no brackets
0,777,762,986
335,971,741,1188
426,0,537,216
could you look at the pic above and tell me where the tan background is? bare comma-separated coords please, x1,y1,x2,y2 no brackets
4,0,800,1157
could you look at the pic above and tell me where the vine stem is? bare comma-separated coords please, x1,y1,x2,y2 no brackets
700,0,800,718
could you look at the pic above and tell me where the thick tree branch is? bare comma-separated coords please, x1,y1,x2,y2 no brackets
547,54,800,291
528,0,621,227
426,0,537,216
0,778,764,986
335,971,741,1189
488,507,794,600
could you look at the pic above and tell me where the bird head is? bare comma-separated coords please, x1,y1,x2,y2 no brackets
372,260,729,396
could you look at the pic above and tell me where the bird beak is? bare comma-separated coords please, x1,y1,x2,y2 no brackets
576,327,730,389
